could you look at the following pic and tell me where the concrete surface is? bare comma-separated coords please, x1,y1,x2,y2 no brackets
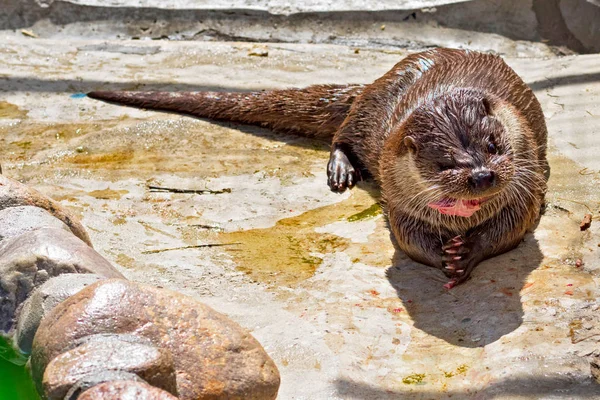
1,31,600,400
3,0,599,55
32,0,474,13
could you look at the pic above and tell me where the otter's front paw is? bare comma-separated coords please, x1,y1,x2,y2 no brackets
327,146,359,192
441,235,476,289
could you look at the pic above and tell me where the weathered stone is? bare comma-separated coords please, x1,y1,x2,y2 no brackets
32,279,280,400
0,175,92,246
0,206,70,242
592,351,600,383
43,333,176,400
64,371,146,400
15,274,105,355
78,381,179,400
0,228,124,337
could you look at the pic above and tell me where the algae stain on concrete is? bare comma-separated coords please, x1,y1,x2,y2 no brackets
402,373,426,385
347,203,382,222
220,212,349,285
87,188,129,200
0,101,28,119
116,253,137,269
219,186,381,285
0,122,110,168
67,149,137,167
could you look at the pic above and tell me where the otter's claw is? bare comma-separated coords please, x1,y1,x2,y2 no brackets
442,236,466,250
443,279,458,290
327,145,360,192
441,235,474,289
442,255,462,262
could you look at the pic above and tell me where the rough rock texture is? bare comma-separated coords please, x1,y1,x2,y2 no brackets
43,334,176,399
561,0,600,53
64,371,147,400
79,381,179,400
31,279,280,400
0,228,124,336
0,175,92,246
14,274,105,355
592,351,600,383
0,206,70,242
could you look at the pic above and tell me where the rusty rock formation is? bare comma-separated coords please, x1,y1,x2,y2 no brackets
32,279,281,400
0,175,280,399
78,381,179,400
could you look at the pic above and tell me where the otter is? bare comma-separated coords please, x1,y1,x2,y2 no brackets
88,48,548,288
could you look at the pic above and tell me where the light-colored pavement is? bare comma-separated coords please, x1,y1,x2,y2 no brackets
1,35,600,398
27,0,474,14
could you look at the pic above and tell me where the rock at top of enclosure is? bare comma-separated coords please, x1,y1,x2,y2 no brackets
36,0,475,14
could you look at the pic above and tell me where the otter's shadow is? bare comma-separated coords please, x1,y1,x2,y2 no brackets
386,233,543,347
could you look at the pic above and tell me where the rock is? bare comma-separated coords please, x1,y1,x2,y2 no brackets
0,206,71,242
43,334,176,400
78,381,179,400
32,279,280,400
64,371,146,400
0,228,124,338
14,274,105,356
592,351,600,383
0,175,92,246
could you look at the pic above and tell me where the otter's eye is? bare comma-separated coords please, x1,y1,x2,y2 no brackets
438,164,453,172
487,143,497,154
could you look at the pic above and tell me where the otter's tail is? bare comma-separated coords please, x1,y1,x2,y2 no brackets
88,84,364,139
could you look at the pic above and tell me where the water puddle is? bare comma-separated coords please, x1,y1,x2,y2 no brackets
218,184,389,286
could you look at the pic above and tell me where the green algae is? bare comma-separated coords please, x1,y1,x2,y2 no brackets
0,360,39,400
402,373,426,385
11,141,32,149
456,364,469,374
443,364,469,378
0,336,38,399
347,203,382,222
0,336,27,366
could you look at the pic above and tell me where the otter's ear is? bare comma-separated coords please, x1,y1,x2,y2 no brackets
482,97,493,115
403,136,418,154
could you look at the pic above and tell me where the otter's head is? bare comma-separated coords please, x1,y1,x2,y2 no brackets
402,88,514,217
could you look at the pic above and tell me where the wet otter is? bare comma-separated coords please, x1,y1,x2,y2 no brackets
88,48,548,288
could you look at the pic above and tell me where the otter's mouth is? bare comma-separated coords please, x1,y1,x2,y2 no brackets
428,198,488,217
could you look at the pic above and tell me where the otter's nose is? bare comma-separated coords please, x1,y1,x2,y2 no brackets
469,170,495,191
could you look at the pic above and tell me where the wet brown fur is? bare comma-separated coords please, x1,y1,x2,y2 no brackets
89,85,364,138
88,48,548,286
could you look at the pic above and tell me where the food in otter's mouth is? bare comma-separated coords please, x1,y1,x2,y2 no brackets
428,198,486,217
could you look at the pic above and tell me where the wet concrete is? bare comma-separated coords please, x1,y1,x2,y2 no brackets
1,36,600,398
